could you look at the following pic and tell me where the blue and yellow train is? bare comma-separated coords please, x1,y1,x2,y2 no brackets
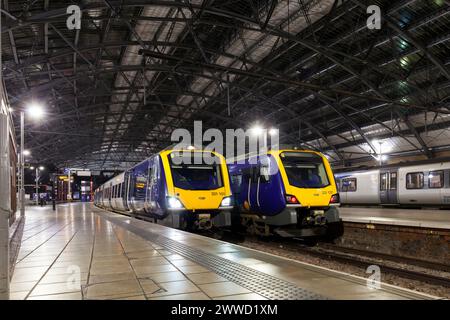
228,149,344,239
95,148,343,240
94,149,233,230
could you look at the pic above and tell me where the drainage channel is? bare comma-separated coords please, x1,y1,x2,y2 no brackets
97,211,326,300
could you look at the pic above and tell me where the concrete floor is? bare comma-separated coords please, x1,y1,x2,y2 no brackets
9,203,438,300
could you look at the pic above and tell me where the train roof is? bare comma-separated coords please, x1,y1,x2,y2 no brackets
226,149,324,163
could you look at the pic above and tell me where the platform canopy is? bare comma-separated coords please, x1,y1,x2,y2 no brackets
2,0,450,170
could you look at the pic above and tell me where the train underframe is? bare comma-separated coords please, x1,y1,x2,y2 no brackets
160,209,232,231
96,204,232,232
234,206,344,240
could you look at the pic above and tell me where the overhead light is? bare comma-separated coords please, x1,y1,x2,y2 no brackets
187,146,195,150
8,107,13,113
269,128,278,136
39,166,45,171
23,150,31,156
251,125,264,136
27,103,45,119
30,166,35,170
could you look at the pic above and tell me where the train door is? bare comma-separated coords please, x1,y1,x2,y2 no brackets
380,169,398,204
107,184,112,208
123,171,130,211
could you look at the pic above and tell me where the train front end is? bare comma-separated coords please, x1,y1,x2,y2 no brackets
161,149,232,230
274,150,343,239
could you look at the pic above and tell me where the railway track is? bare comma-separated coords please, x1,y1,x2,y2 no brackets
296,244,450,288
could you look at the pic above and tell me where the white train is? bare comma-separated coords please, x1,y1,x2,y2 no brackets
335,159,450,207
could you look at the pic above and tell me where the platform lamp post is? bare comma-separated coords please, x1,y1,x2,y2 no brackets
30,166,44,205
19,104,44,213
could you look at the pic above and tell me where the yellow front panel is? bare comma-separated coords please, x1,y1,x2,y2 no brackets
160,149,232,210
174,188,228,210
271,149,338,208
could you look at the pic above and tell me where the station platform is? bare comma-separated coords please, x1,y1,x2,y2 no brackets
340,207,450,229
9,203,439,300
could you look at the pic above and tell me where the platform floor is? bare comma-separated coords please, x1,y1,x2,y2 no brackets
340,206,450,229
9,203,439,300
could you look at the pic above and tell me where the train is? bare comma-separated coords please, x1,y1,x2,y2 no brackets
228,149,344,240
94,148,344,241
335,158,450,207
94,149,233,230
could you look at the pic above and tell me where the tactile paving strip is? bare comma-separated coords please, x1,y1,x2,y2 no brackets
98,211,326,300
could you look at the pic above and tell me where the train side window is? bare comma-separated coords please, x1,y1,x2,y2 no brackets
230,174,242,194
406,172,424,189
380,173,388,191
342,178,357,192
428,171,443,188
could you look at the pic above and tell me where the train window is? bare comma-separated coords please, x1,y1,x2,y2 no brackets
280,152,330,188
230,174,242,194
406,172,424,189
428,171,443,188
390,172,397,190
342,178,357,192
380,173,388,191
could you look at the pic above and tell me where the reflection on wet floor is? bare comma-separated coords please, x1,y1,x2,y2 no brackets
9,203,436,300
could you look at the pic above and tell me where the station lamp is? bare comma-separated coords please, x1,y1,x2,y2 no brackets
250,125,264,136
269,128,278,136
27,103,45,119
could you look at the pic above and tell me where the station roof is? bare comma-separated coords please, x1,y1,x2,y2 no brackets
2,0,450,170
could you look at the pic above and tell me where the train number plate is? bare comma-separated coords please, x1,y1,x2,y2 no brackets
312,210,325,216
198,214,211,219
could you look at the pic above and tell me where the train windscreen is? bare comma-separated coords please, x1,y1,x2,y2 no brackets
280,152,330,188
169,152,223,190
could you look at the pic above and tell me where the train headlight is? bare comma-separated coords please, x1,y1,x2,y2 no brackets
167,197,184,209
220,196,232,207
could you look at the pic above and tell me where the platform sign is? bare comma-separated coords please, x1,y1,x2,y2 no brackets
76,170,91,177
